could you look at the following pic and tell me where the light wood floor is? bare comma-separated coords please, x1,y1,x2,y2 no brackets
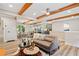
53,41,79,56
0,40,79,56
0,39,20,56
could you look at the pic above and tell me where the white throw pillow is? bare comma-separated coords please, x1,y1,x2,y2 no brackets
38,34,45,40
33,33,40,39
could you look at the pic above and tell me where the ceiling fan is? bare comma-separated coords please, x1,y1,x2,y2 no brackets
46,8,50,15
42,8,50,15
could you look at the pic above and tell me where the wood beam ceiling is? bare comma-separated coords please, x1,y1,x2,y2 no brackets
18,3,32,15
36,3,79,19
47,13,79,22
28,13,79,25
19,3,79,25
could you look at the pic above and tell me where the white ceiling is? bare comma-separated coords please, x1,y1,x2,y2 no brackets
0,3,24,14
23,3,73,19
0,3,79,23
41,7,79,21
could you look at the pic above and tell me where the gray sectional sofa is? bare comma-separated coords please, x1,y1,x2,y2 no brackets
33,33,59,55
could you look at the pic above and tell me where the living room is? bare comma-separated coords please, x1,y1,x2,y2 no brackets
0,3,79,56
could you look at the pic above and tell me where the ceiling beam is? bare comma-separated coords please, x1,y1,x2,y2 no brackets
36,3,79,19
47,13,79,22
18,3,32,15
26,13,79,25
29,21,41,25
25,20,33,23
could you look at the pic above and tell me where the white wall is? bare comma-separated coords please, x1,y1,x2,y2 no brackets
65,32,79,47
0,18,4,42
1,17,17,42
51,17,79,47
52,17,79,32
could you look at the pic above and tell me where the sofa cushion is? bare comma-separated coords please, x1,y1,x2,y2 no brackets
38,34,45,40
33,33,40,40
44,36,55,42
46,35,55,38
34,40,52,48
44,38,53,42
33,33,45,40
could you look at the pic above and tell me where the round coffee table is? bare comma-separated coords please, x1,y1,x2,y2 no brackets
23,46,42,56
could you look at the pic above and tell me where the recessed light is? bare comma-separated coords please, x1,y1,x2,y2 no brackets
67,11,71,13
9,4,13,8
33,13,36,16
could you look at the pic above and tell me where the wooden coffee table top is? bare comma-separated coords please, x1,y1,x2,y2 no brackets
23,46,39,55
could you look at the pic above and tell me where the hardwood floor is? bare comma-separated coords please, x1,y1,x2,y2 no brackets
0,39,20,56
53,41,79,56
0,40,79,56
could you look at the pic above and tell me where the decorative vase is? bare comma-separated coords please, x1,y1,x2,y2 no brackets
31,42,35,50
